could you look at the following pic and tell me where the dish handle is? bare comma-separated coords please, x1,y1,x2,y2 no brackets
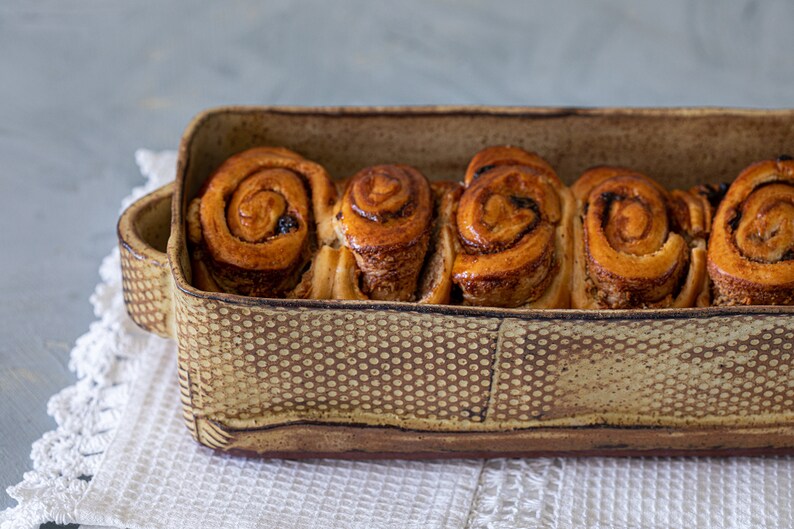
117,183,176,339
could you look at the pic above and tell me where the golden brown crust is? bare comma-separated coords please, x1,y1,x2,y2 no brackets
334,164,433,301
188,147,337,297
332,246,369,300
189,145,794,310
464,145,558,187
673,183,726,238
288,245,340,300
571,167,709,309
452,146,572,308
708,158,794,305
290,246,369,300
417,181,464,304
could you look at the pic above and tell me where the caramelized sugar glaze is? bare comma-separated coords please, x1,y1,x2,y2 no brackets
452,146,574,308
187,146,792,307
334,164,434,301
708,156,794,305
571,167,712,309
186,147,336,297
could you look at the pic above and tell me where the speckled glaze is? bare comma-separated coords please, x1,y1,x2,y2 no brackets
118,106,794,457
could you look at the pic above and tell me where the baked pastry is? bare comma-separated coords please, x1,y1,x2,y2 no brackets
333,164,435,302
571,167,711,309
191,144,784,310
293,179,462,303
708,156,794,305
451,146,574,308
186,147,337,297
416,181,463,304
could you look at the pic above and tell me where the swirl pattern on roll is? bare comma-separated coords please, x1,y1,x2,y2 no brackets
452,146,574,308
189,146,337,297
571,167,709,309
334,164,433,301
708,157,794,305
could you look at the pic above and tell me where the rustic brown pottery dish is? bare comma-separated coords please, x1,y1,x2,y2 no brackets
118,106,794,458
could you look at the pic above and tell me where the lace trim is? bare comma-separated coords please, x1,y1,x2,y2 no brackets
0,150,177,529
465,458,562,528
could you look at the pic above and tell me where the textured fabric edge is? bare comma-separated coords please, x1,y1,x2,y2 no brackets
464,458,561,528
0,150,177,529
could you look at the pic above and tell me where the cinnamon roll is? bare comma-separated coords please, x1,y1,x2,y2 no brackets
571,167,710,309
186,147,337,297
294,173,461,304
708,156,794,305
451,146,574,308
333,164,435,302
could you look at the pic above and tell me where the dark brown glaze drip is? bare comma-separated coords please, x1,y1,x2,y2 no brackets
472,164,496,181
696,182,730,209
598,191,624,230
727,211,742,232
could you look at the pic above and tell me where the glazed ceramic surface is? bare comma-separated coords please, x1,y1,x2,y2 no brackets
118,107,794,457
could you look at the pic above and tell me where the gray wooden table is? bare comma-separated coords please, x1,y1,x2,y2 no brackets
2,0,793,526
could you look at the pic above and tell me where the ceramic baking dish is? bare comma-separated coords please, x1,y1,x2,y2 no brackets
118,106,794,458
